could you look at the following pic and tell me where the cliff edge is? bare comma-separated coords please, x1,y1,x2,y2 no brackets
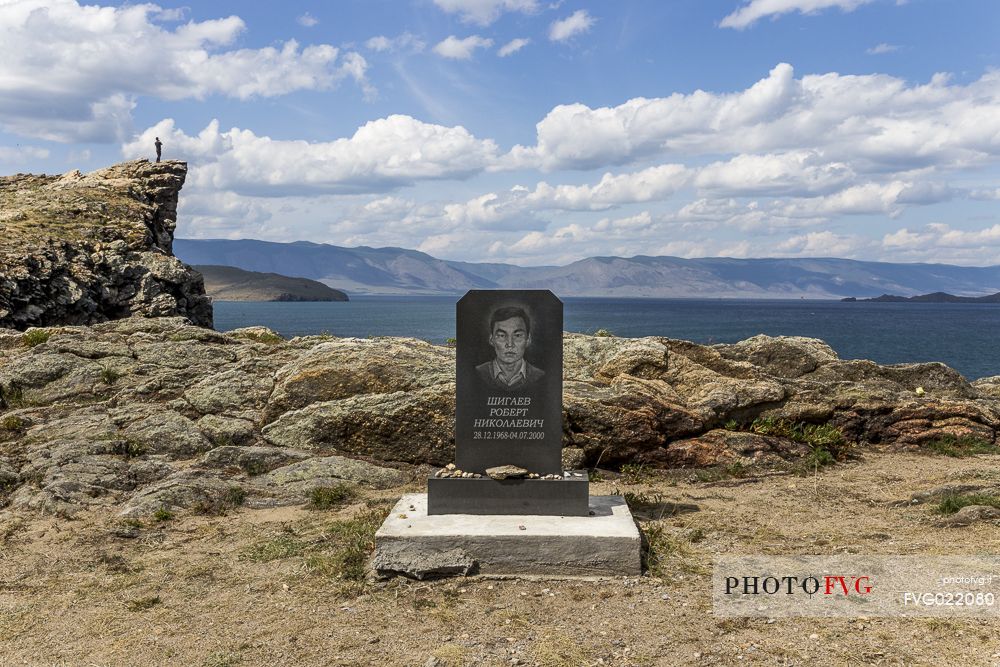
0,160,212,330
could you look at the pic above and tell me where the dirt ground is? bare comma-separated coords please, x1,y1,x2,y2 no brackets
2,451,1000,667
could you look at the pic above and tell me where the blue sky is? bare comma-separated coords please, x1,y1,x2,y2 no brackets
2,0,999,266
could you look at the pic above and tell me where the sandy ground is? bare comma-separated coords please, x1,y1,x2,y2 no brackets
2,451,1000,667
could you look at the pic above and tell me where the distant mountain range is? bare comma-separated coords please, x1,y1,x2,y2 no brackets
175,238,1000,299
195,265,348,302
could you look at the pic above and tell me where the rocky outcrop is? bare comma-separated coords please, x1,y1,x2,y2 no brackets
1,320,998,517
0,160,212,330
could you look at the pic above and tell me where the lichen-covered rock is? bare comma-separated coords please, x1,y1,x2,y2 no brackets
262,385,455,465
972,376,1000,399
250,456,408,501
118,470,237,517
561,447,586,469
2,318,999,518
198,445,310,475
120,409,212,459
196,415,257,446
935,505,1000,528
184,366,274,416
563,334,671,384
662,429,811,467
716,335,838,379
0,160,211,329
264,337,453,420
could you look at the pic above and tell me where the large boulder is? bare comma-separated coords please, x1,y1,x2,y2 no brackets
263,385,455,465
264,337,453,421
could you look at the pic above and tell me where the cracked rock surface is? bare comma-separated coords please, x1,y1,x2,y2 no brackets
1,319,998,518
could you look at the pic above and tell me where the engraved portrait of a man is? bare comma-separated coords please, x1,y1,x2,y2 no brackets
474,306,545,391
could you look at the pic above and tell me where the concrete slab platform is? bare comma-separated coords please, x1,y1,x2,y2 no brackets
373,493,641,578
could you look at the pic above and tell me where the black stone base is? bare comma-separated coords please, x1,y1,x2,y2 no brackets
427,471,589,516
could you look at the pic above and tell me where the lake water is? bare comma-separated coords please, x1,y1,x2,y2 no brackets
213,297,1000,380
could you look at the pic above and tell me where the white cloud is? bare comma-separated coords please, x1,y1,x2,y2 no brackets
593,211,655,233
503,64,1000,174
0,145,50,162
0,0,373,142
366,36,392,51
776,180,954,218
883,223,1000,250
297,12,318,27
498,38,531,57
122,116,500,196
531,164,689,209
694,152,854,196
670,197,825,233
880,223,1000,264
720,0,876,30
776,231,864,256
365,33,426,53
433,35,494,59
970,188,1000,201
549,9,595,42
443,163,689,228
432,0,538,25
178,190,274,239
867,42,898,54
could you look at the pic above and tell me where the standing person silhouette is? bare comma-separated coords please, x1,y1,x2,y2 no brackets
154,137,162,163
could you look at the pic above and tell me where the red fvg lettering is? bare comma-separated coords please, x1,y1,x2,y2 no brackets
823,575,872,595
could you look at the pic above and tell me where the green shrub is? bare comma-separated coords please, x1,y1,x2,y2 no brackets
593,328,615,337
152,507,174,522
936,493,1000,515
692,461,749,483
203,651,243,667
623,490,663,511
100,365,123,385
925,435,999,458
113,437,147,459
21,330,51,347
241,459,269,476
224,486,246,506
319,508,390,582
0,415,25,432
749,417,845,474
192,486,247,516
308,483,357,509
795,446,837,476
125,595,161,611
641,523,699,576
0,385,26,409
619,463,651,485
749,417,843,448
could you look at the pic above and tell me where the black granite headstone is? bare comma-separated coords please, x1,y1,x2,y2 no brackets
428,289,587,516
454,290,562,475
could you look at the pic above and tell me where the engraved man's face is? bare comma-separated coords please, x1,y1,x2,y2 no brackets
490,316,529,365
